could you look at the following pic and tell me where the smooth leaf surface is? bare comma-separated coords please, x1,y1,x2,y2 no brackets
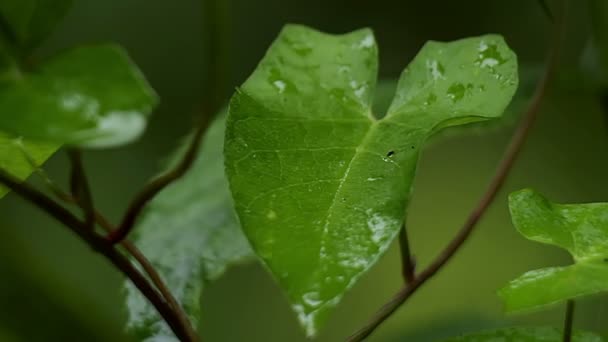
0,132,57,198
125,114,253,341
0,44,157,148
500,189,608,312
225,24,518,336
0,0,73,51
443,327,604,342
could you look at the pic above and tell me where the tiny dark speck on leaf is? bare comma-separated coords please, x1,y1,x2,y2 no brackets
604,258,608,262
386,151,394,157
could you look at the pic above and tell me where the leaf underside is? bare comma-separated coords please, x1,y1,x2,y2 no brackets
225,24,518,336
443,327,604,342
124,114,253,341
500,189,608,312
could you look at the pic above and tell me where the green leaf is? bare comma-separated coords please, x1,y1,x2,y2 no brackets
225,24,518,336
0,132,58,198
443,327,604,342
0,0,73,51
500,189,608,312
0,44,158,148
124,113,253,340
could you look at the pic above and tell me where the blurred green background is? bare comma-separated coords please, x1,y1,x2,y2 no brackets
0,0,607,341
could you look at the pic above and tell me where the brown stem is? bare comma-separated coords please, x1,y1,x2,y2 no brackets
61,156,198,341
563,300,575,342
0,169,196,341
106,114,213,244
347,2,567,340
398,224,416,284
94,213,198,341
67,149,95,229
107,0,230,245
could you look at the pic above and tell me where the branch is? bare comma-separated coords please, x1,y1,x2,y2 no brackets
563,300,575,342
0,169,197,341
106,114,213,244
107,0,230,244
398,224,416,283
67,149,95,229
347,1,567,340
63,155,198,340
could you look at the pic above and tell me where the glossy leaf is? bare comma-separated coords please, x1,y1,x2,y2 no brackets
0,44,157,148
444,327,604,342
0,132,58,198
0,0,73,51
225,24,518,336
500,189,608,312
124,114,253,340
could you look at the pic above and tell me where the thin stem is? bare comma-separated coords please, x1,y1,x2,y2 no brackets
106,114,213,244
107,0,230,244
563,300,575,342
94,213,197,341
35,163,198,341
67,149,95,229
0,169,196,341
347,2,567,340
398,224,416,284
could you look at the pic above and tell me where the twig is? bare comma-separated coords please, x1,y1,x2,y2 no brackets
106,114,213,244
47,158,198,341
67,149,95,229
398,224,416,283
346,1,567,340
107,0,229,244
563,300,575,342
0,169,197,341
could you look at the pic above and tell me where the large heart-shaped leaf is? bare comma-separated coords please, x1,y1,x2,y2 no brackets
124,114,253,340
0,44,157,148
0,0,73,51
500,189,608,312
225,24,518,336
443,327,604,342
0,132,57,198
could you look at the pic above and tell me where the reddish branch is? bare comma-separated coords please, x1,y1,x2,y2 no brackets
0,169,197,341
347,1,567,340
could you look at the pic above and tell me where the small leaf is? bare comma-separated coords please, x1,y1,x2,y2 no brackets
0,132,58,198
124,113,253,340
500,189,608,312
0,0,73,51
0,44,158,148
225,24,518,336
443,327,604,342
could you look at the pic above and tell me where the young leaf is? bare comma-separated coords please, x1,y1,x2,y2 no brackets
225,24,518,336
443,327,604,342
500,189,608,312
124,114,253,340
0,0,73,51
0,132,58,198
0,44,157,148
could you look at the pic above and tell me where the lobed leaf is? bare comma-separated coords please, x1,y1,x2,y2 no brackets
443,327,604,342
0,132,57,198
0,0,73,51
0,44,157,148
225,24,518,336
124,114,253,341
500,189,608,312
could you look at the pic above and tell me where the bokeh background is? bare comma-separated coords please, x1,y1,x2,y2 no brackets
0,0,607,341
